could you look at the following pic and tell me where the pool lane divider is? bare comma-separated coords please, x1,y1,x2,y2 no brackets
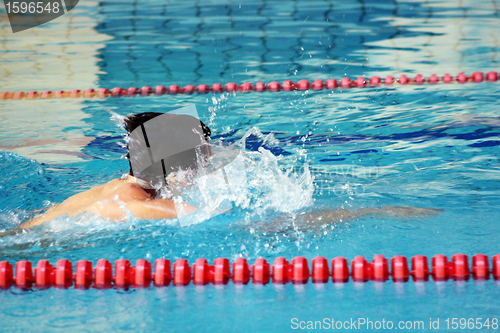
0,71,498,101
0,253,499,289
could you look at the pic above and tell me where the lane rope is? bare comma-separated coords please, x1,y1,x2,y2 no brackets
1,71,498,100
1,253,499,289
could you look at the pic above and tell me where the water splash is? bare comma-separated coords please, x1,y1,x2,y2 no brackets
170,127,314,226
102,106,126,130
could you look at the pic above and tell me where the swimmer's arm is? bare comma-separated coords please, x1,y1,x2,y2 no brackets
301,206,444,225
126,198,196,220
19,206,59,229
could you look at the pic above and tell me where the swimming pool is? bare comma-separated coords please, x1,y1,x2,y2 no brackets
1,0,500,331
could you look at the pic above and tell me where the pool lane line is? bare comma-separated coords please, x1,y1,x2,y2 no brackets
0,253,499,289
0,71,499,101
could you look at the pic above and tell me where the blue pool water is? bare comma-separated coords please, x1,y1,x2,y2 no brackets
1,0,500,331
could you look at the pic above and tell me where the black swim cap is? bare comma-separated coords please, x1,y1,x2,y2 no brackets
125,107,211,187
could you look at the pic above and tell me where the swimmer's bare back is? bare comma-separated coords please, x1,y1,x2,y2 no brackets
20,176,195,229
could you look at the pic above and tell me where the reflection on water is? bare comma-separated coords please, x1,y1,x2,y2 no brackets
0,1,112,165
92,0,500,87
0,1,111,91
366,0,500,75
0,100,96,164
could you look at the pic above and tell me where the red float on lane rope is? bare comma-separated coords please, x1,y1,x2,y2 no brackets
450,254,470,281
384,75,395,85
75,260,93,289
126,87,138,97
413,74,425,84
442,73,453,83
354,77,366,88
372,255,389,282
254,82,266,92
471,72,484,83
311,79,324,90
97,88,109,98
26,91,38,99
486,71,498,82
0,254,497,291
115,259,133,288
183,85,195,95
411,255,429,282
252,258,270,284
272,257,291,284
211,83,224,93
399,75,410,85
68,89,80,98
351,256,371,282
456,72,468,84
326,78,338,89
340,77,351,89
428,74,439,84
291,257,310,284
173,259,191,286
431,255,449,281
13,91,25,99
239,82,253,92
391,256,410,282
55,259,73,288
94,259,112,289
193,258,213,285
225,82,238,92
233,258,250,284
472,254,489,280
154,259,171,286
197,84,209,94
0,261,13,289
168,85,180,94
135,259,152,287
331,257,349,283
35,260,54,289
311,256,329,283
493,254,500,280
213,258,231,285
268,81,281,92
83,89,95,98
369,76,381,86
297,79,310,91
154,85,167,95
140,86,153,96
15,261,34,289
0,92,11,100
282,80,295,91
111,87,123,97
4,71,498,100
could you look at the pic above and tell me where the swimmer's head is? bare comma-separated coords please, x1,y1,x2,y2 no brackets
123,110,211,188
124,112,211,139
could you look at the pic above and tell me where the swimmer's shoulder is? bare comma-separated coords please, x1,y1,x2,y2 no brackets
104,178,182,219
55,178,148,207
103,178,153,201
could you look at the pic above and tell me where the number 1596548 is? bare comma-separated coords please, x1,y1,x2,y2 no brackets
5,1,60,14
445,318,498,330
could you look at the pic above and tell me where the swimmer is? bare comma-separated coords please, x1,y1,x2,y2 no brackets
21,111,210,229
20,110,443,229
